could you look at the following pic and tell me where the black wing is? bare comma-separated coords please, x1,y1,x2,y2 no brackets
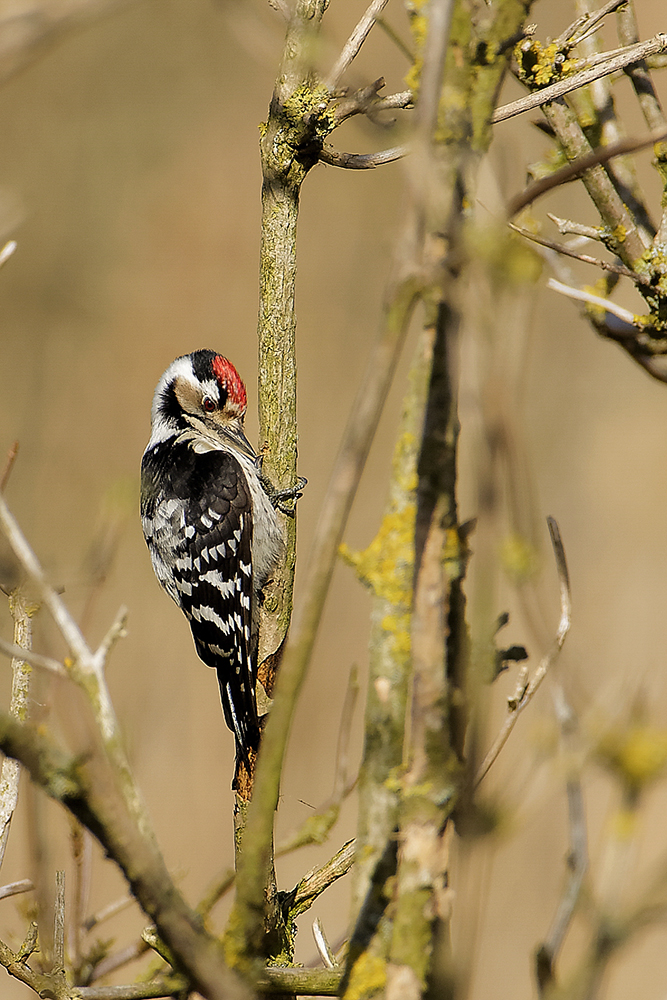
142,442,259,760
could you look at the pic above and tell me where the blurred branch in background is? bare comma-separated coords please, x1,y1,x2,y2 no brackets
0,0,136,83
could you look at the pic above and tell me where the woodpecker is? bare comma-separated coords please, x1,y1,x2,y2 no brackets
140,349,287,766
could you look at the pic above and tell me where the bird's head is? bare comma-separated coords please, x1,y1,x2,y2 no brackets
148,350,252,454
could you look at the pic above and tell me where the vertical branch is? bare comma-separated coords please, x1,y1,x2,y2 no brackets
347,321,437,935
231,0,330,966
256,0,330,673
0,591,36,869
345,0,534,993
53,869,65,975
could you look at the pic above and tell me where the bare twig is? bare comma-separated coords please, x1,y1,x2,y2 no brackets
326,0,391,91
53,869,66,974
476,517,571,786
0,636,66,675
0,878,33,900
290,840,356,917
89,938,150,982
494,34,667,125
84,893,135,932
554,0,627,50
510,222,651,284
332,79,412,126
0,491,120,742
319,144,406,169
376,16,414,62
547,278,637,326
94,605,128,663
0,439,18,493
312,917,338,969
547,214,605,240
332,665,359,799
507,124,667,218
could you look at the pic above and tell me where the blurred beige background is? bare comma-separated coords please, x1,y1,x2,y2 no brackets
1,0,667,997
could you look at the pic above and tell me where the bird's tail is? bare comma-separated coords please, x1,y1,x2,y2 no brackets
216,666,260,769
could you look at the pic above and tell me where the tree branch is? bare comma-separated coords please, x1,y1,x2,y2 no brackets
0,591,37,868
326,0,391,91
507,124,667,218
493,34,667,124
319,144,406,169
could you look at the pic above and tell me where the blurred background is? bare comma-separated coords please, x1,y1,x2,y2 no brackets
0,0,667,997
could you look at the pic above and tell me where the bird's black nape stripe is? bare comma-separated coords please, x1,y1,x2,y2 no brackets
190,349,218,381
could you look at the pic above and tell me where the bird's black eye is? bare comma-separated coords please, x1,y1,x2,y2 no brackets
202,396,216,413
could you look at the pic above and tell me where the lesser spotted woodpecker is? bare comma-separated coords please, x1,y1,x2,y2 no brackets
140,350,285,765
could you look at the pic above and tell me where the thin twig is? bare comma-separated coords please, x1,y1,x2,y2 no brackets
0,440,18,493
0,636,66,675
0,878,33,900
54,869,66,974
90,938,150,982
94,606,128,663
84,893,135,932
319,144,407,169
312,917,338,969
547,214,605,240
332,80,413,126
326,0,391,91
0,491,119,741
547,277,637,326
507,124,667,217
475,517,571,786
333,665,359,799
493,34,667,125
554,0,627,50
510,223,650,284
